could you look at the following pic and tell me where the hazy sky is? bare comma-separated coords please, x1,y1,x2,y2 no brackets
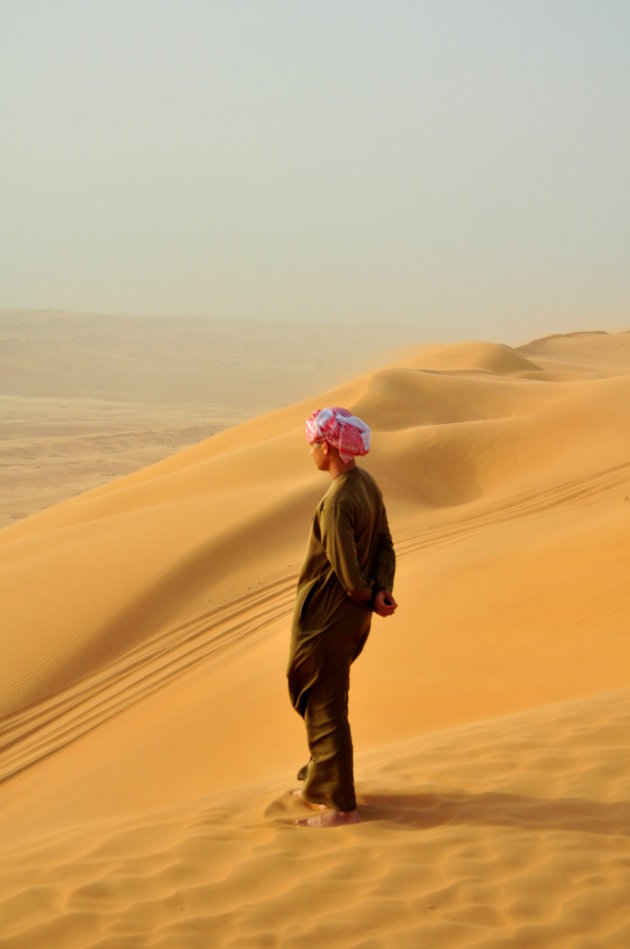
2,0,629,343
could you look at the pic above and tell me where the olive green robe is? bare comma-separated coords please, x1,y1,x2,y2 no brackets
287,466,395,811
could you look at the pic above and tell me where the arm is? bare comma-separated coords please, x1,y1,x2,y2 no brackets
319,499,373,607
371,510,398,617
372,509,396,594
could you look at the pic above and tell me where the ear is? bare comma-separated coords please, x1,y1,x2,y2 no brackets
321,441,330,454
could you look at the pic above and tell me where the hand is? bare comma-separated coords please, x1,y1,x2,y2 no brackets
373,589,398,617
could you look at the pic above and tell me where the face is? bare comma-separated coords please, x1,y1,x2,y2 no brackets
310,439,330,471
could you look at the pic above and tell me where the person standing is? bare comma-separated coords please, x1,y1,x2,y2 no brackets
288,406,397,827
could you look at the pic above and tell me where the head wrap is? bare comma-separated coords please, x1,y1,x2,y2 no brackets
305,406,371,463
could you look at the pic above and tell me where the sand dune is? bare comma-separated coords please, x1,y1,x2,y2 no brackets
0,310,412,528
1,330,630,946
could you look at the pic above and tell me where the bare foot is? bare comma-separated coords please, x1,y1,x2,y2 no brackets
295,808,361,828
291,788,326,810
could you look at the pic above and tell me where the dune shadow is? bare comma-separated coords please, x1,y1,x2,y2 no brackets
357,789,630,837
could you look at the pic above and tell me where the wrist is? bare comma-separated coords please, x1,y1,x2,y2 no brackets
369,586,384,610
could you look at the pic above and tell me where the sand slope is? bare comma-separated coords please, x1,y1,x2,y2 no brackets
2,689,630,948
1,330,630,946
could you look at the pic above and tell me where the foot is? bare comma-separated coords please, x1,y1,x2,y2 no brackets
291,788,326,810
295,808,361,828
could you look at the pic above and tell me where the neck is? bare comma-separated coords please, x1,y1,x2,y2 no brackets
328,457,356,479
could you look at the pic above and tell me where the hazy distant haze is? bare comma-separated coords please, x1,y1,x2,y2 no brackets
2,1,629,342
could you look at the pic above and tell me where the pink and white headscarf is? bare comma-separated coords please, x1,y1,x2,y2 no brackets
305,407,371,463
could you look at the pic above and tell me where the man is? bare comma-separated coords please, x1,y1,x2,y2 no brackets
287,406,397,828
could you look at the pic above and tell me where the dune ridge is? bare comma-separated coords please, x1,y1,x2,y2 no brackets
2,330,630,946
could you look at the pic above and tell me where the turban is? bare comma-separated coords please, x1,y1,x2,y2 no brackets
305,407,371,463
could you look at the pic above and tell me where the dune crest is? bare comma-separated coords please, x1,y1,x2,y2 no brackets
395,340,542,375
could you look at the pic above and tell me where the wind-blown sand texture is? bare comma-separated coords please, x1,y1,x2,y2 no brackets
1,330,630,947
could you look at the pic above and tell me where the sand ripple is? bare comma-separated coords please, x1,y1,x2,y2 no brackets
2,689,630,948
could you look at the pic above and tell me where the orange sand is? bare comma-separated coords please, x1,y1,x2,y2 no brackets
1,330,630,947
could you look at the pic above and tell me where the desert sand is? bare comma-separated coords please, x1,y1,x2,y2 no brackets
2,329,630,947
0,310,408,529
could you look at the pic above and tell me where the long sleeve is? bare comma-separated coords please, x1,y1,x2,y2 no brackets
372,509,396,593
319,499,373,602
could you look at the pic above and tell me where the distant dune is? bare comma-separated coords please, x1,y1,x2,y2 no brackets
0,309,415,527
1,329,630,947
